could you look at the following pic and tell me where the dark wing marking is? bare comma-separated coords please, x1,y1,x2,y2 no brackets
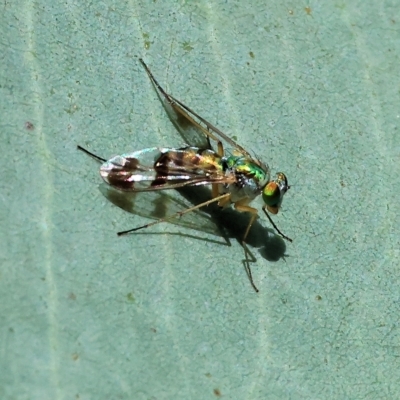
100,147,236,191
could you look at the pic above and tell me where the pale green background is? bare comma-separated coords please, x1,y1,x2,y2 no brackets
1,1,399,399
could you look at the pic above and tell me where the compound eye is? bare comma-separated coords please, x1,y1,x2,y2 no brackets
262,173,288,215
262,182,281,214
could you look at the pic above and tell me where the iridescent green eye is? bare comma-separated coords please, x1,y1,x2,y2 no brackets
262,172,289,214
262,182,281,206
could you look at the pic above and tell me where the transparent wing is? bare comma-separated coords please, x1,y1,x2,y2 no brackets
100,147,236,191
99,183,285,258
99,184,229,242
162,93,212,150
140,59,252,157
169,93,253,157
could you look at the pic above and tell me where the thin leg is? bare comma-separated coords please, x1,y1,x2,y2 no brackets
235,200,292,243
234,203,259,243
206,134,213,150
217,140,224,157
262,206,292,242
117,193,231,236
241,242,259,293
217,194,232,208
77,145,106,163
206,126,224,157
212,184,219,199
233,202,260,292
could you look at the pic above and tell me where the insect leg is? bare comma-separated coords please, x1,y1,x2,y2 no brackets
216,139,224,157
234,203,259,242
117,193,231,236
262,206,292,242
241,243,259,293
230,201,260,292
212,184,220,199
205,125,224,156
235,202,292,243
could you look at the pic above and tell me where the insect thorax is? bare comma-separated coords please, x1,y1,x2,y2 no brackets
221,155,270,202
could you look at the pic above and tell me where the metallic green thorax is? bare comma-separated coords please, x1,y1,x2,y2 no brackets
225,155,268,184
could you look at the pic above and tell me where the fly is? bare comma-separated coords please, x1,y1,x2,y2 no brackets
78,58,291,292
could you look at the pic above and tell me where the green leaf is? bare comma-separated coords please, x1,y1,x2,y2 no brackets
1,1,399,399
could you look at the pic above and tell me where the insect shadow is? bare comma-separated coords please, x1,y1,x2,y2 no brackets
99,183,288,263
